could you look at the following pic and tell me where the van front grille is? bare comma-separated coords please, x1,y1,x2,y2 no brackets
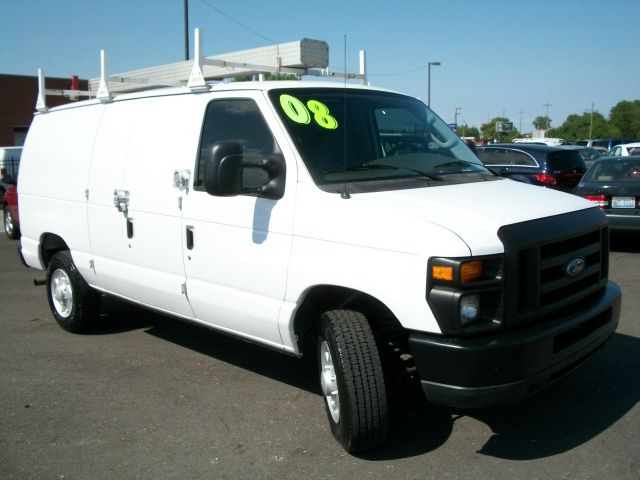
498,208,609,330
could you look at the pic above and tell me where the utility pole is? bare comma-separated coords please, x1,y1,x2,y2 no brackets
543,100,552,130
184,0,190,60
518,108,524,134
455,107,462,127
589,102,594,140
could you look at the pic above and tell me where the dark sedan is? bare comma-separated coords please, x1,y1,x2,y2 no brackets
573,156,640,232
561,145,604,168
476,143,586,192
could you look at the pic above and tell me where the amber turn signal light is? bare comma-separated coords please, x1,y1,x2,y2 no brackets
432,265,454,281
461,260,482,283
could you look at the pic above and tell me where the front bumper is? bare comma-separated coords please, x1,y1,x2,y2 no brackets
408,281,621,409
16,241,29,268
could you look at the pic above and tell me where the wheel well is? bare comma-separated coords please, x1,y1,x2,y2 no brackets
39,233,69,268
294,285,407,353
294,285,417,389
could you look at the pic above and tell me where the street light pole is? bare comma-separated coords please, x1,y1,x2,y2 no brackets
427,61,441,107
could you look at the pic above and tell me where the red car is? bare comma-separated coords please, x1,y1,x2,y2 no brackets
3,184,19,239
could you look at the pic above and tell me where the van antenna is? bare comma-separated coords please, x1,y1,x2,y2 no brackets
341,34,350,199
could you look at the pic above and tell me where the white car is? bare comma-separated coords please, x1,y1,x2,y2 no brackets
608,142,640,156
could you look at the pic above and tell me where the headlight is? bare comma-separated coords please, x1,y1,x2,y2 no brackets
460,294,481,326
427,255,503,335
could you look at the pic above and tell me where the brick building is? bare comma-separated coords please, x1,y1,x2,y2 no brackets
0,74,88,146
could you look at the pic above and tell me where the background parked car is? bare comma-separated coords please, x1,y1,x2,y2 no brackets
475,143,586,192
3,183,19,240
608,142,640,157
574,139,639,151
0,146,21,197
561,145,605,168
573,155,640,233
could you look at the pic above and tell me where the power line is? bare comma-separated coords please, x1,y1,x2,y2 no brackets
196,0,277,44
195,2,432,80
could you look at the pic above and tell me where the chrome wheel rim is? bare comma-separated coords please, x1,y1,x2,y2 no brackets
50,269,73,318
320,340,340,423
4,210,13,235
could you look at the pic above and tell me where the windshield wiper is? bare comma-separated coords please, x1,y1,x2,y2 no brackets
338,163,398,172
330,163,442,181
434,160,475,168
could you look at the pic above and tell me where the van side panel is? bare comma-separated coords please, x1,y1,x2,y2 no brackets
84,100,133,293
108,94,204,318
19,104,104,270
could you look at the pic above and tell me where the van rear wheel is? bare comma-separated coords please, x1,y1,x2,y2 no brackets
47,251,100,333
318,309,388,453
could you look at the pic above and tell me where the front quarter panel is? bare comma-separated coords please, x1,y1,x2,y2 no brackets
283,183,473,336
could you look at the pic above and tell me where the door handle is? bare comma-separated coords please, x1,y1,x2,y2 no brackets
126,218,134,239
186,226,194,250
113,189,130,214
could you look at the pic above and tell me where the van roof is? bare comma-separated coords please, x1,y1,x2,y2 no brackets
39,80,401,114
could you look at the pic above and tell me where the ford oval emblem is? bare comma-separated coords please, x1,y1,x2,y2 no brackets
565,256,586,278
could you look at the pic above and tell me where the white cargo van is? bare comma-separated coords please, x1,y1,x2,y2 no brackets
513,137,566,146
18,35,621,453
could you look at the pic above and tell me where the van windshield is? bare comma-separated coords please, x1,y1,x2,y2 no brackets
268,88,492,193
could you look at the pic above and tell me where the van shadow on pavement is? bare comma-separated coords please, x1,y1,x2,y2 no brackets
465,332,639,460
87,297,638,461
611,233,640,253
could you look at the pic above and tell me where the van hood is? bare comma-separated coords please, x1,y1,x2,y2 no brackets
295,178,594,256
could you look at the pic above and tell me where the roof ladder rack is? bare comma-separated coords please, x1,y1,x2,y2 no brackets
36,68,95,113
88,27,368,93
36,28,369,112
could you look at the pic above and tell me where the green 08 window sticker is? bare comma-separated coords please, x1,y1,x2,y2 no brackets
279,94,339,130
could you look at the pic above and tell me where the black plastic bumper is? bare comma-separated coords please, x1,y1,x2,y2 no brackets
408,281,621,409
606,213,640,232
16,242,29,268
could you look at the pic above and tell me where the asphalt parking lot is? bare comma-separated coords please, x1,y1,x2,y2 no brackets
1,232,638,480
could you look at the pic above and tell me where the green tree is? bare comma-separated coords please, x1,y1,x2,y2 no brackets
609,100,640,138
550,111,617,141
480,117,519,143
455,124,480,139
533,115,552,131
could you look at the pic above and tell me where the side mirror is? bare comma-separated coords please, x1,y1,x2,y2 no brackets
203,141,286,200
204,142,243,196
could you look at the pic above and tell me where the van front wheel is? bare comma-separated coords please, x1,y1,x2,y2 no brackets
47,251,99,333
318,309,388,453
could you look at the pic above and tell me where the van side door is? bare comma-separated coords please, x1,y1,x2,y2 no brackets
88,95,199,318
181,93,296,348
115,94,205,318
86,101,132,293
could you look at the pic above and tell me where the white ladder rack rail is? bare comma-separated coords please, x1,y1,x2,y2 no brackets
36,28,368,112
35,68,95,112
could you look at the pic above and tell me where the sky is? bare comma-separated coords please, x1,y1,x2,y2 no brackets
2,0,638,134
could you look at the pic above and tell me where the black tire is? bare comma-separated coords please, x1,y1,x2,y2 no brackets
318,309,388,453
46,251,100,333
4,205,19,240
